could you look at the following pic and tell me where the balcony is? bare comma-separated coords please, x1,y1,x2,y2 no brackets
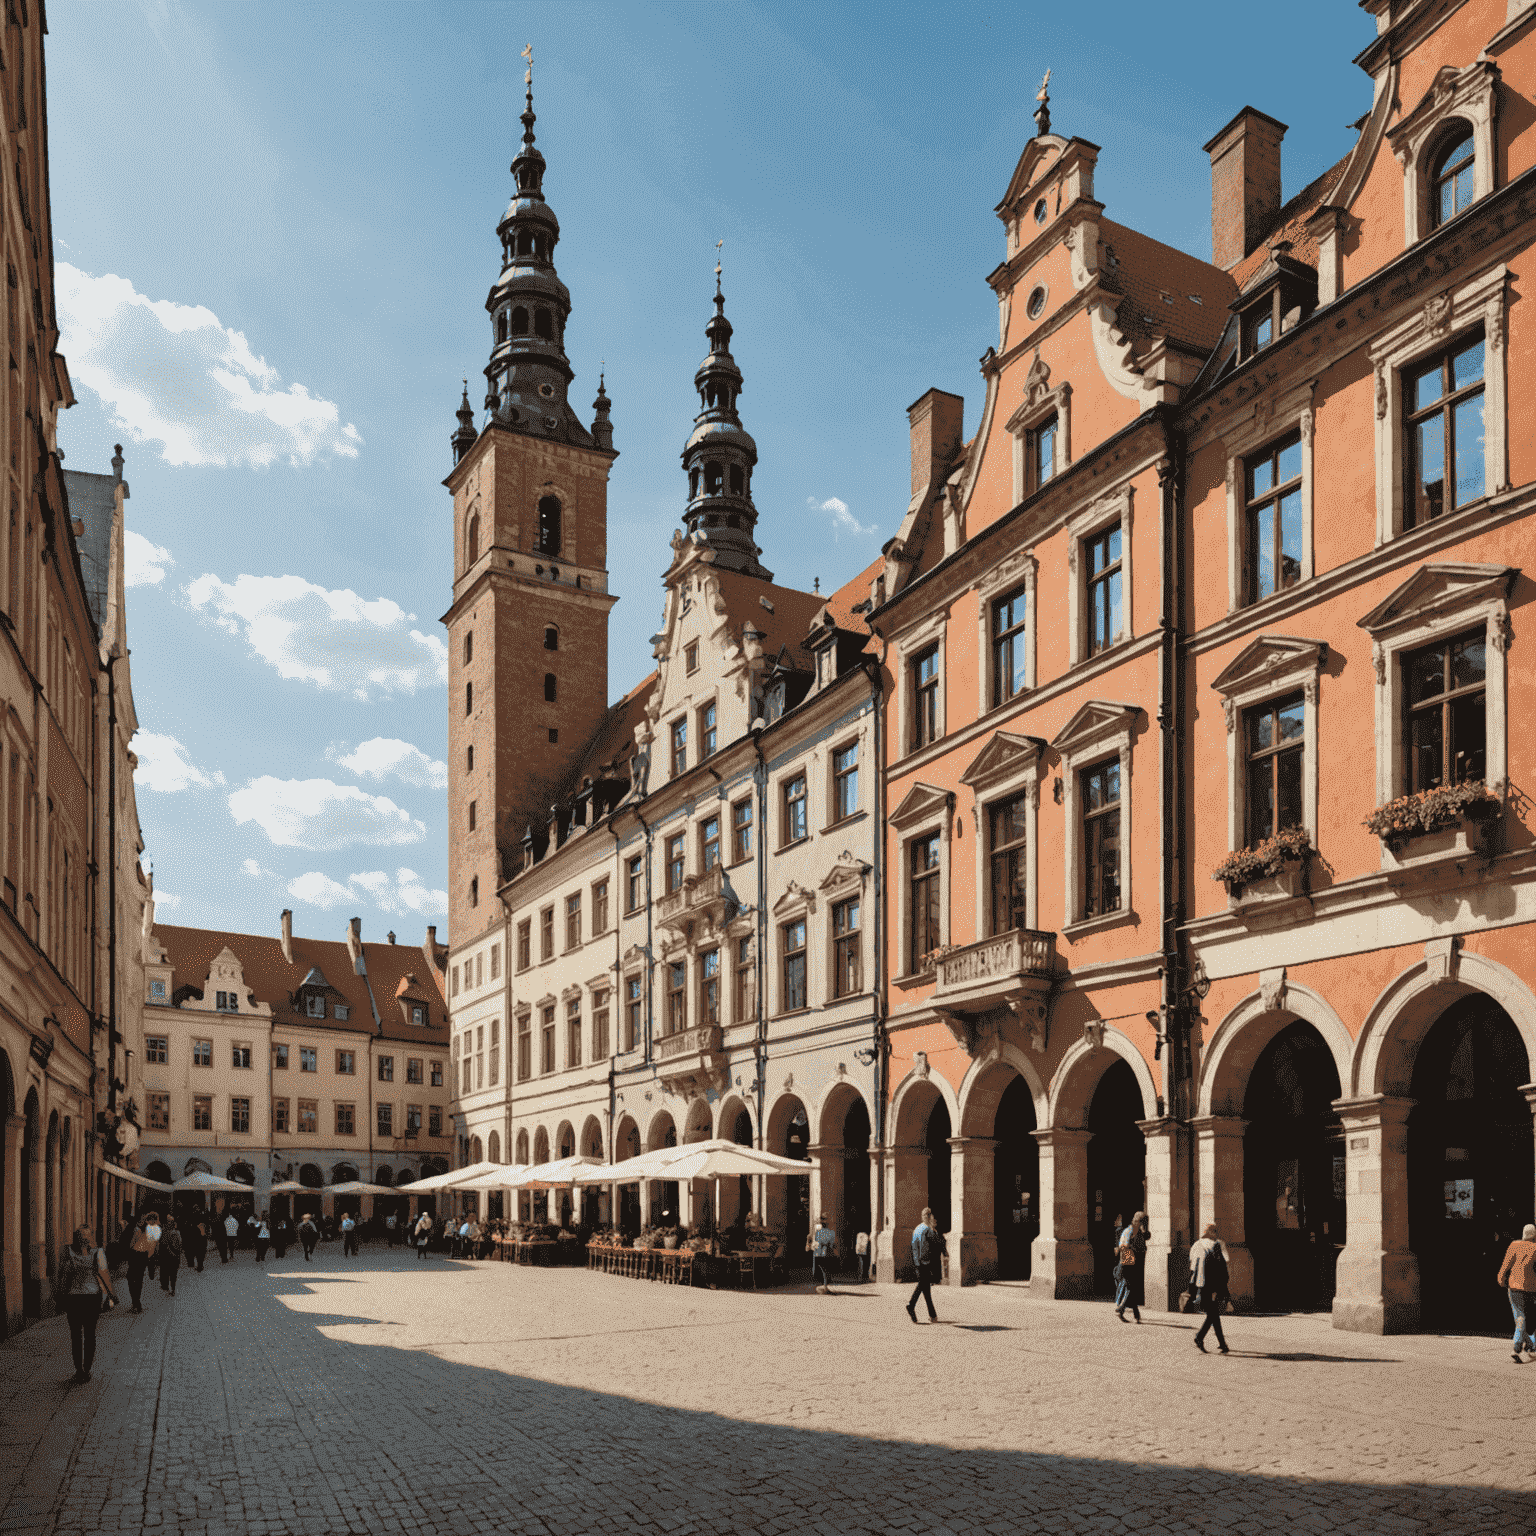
932,929,1055,1053
655,1022,725,1097
656,865,735,935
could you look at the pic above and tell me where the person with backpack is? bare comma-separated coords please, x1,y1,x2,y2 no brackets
126,1212,160,1313
219,1210,239,1263
157,1216,184,1297
810,1214,837,1293
253,1214,271,1262
56,1226,114,1383
341,1213,358,1257
298,1214,320,1262
1495,1221,1536,1365
1114,1211,1148,1324
906,1207,946,1323
1189,1223,1231,1354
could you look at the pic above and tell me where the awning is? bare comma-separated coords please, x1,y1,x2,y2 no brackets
457,1155,597,1192
573,1138,813,1185
327,1180,398,1196
394,1160,504,1193
99,1162,173,1192
172,1170,256,1193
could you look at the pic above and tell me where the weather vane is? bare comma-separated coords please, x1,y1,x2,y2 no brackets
1033,68,1052,137
715,238,724,293
522,42,533,88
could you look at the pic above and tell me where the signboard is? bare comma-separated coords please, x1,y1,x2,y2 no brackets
1443,1179,1474,1220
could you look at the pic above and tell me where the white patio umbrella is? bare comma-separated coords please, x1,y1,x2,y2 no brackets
326,1180,397,1197
394,1160,502,1193
172,1170,255,1193
99,1163,173,1193
450,1163,531,1192
267,1181,310,1196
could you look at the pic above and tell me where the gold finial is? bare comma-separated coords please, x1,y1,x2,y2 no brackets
522,42,533,87
1033,68,1052,137
1036,67,1051,102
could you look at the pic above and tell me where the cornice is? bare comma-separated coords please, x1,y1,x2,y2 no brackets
1353,0,1464,76
440,560,617,629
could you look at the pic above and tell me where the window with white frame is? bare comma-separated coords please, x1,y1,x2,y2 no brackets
666,960,687,1035
1052,702,1139,930
733,935,756,1022
831,741,859,823
1387,61,1497,248
1066,490,1133,665
831,896,861,998
975,551,1037,714
960,730,1042,937
895,613,946,757
889,782,951,975
700,948,721,1025
1005,352,1071,504
781,919,807,1013
1370,264,1509,545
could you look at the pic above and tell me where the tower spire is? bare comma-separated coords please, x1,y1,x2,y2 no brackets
679,249,771,580
1034,68,1052,137
451,379,478,464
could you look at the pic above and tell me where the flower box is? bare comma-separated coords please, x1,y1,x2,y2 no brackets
1227,859,1306,908
1387,814,1496,869
1213,826,1312,899
1364,780,1501,848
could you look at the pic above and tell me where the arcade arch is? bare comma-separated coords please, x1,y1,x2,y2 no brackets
765,1094,811,1258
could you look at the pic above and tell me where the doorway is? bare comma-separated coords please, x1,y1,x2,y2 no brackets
992,1075,1038,1280
1086,1060,1146,1295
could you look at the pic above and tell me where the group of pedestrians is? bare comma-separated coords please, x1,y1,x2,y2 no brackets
409,1210,503,1258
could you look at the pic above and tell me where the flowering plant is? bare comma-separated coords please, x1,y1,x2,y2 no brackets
1362,780,1500,843
916,944,959,973
1212,824,1312,888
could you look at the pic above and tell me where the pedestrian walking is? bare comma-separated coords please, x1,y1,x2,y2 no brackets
126,1213,160,1313
187,1217,208,1273
341,1213,358,1257
273,1218,291,1260
299,1214,319,1262
55,1226,113,1384
386,1212,399,1247
219,1211,239,1263
1189,1224,1230,1354
158,1217,183,1296
254,1214,271,1262
463,1217,481,1259
1114,1211,1148,1324
414,1211,433,1259
809,1214,838,1292
855,1229,870,1284
1495,1221,1536,1365
905,1207,945,1323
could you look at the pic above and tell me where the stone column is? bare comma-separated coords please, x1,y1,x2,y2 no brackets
807,1144,852,1257
1523,1085,1536,1222
3,1114,24,1333
1031,1128,1093,1298
1137,1115,1189,1312
885,1144,929,1282
1192,1115,1252,1308
947,1136,998,1286
1331,1095,1418,1334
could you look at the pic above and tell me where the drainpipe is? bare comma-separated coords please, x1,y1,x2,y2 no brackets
497,884,514,1175
750,724,768,1149
632,804,655,1066
607,817,623,1162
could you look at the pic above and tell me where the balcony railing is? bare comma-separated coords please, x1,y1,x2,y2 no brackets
657,1023,723,1061
935,929,1052,995
656,865,732,931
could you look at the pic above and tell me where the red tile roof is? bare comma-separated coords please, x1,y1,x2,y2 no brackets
1096,220,1238,352
1230,152,1351,292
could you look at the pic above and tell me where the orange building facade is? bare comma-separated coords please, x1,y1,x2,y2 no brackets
869,0,1536,1333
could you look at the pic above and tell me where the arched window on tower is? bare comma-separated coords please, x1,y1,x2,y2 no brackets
511,307,529,335
534,309,553,340
497,312,508,344
706,462,723,495
518,230,534,256
729,465,744,495
544,625,559,651
537,495,562,556
544,673,557,702
1430,126,1475,228
689,469,700,500
467,514,480,565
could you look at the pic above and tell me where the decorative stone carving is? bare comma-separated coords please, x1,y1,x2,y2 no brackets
912,1052,929,1080
1421,292,1453,341
1374,364,1388,421
1222,696,1236,735
1372,641,1386,685
1423,935,1460,983
1082,1019,1106,1050
1490,613,1513,654
1024,348,1052,408
1259,966,1288,1014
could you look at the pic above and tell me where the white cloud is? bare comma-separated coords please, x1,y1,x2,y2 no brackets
331,737,448,790
153,888,182,913
185,573,448,699
807,495,877,538
54,261,362,469
132,731,225,792
228,776,427,850
289,866,447,917
240,858,275,879
124,529,174,588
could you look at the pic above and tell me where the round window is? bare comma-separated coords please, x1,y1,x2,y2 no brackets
538,382,555,399
1027,286,1047,320
1033,198,1048,225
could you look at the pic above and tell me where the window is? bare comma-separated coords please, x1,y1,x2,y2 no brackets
592,879,609,934
378,1103,393,1137
1081,760,1122,919
701,814,721,872
149,978,166,1002
468,801,477,832
537,495,561,556
565,891,582,949
273,1043,289,1070
335,1005,349,1022
230,1097,250,1134
1245,302,1275,357
461,1050,473,1093
991,586,1029,707
1244,695,1305,845
466,680,473,715
541,1006,556,1074
544,626,558,651
1430,129,1474,230
734,936,755,1022
666,961,687,1034
781,920,807,1013
192,1039,212,1068
490,942,500,980
1404,628,1486,793
489,1019,499,1085
627,854,644,911
989,796,1029,936
1031,413,1057,487
666,832,686,893
701,949,720,1025
378,1055,394,1082
517,1014,532,1081
1245,436,1303,603
464,630,473,665
567,998,582,1067
145,1035,167,1064
593,990,610,1059
192,1096,213,1132
671,718,687,777
273,1098,290,1134
336,1050,355,1075
300,1047,317,1073
832,897,861,998
147,1092,169,1131
1405,335,1484,528
782,774,807,845
910,834,941,971
540,906,554,960
427,1105,440,1137
306,995,325,1019
912,646,939,747
700,700,717,758
475,1025,485,1088
731,798,752,862
476,952,484,988
832,743,858,822
544,672,557,703
215,989,239,1013
298,1099,317,1133
452,964,460,996
467,745,473,771
430,1060,443,1087
517,921,531,970
470,877,479,908
412,1008,425,1029
685,641,699,673
1085,524,1122,657
407,1057,423,1084
336,1103,355,1137
625,976,643,1050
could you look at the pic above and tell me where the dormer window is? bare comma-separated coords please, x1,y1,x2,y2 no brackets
149,978,166,1001
1236,261,1317,363
306,995,325,1019
215,990,239,1013
335,1004,349,1021
412,1005,425,1026
1430,130,1474,230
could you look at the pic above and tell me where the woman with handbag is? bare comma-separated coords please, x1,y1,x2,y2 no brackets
1113,1211,1148,1323
126,1213,160,1313
56,1226,113,1383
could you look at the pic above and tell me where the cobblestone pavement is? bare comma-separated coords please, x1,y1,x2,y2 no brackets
1,1246,1532,1535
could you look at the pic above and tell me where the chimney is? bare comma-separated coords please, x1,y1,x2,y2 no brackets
280,909,294,965
387,931,396,945
347,916,364,974
422,925,437,971
1203,107,1287,270
907,390,965,503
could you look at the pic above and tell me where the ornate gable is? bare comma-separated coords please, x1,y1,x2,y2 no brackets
1210,636,1328,696
889,782,951,830
997,134,1067,215
1357,563,1515,638
960,732,1048,791
1050,701,1141,757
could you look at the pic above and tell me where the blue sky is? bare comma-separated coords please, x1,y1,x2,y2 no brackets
45,0,1377,944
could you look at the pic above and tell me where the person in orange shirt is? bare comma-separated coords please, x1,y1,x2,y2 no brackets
1496,1223,1536,1365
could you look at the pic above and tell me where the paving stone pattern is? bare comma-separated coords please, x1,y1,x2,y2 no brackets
1,1247,1531,1535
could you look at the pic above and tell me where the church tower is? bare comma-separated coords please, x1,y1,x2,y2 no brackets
443,59,618,945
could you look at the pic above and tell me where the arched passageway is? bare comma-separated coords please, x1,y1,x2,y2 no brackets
1243,1021,1344,1311
1087,1061,1147,1295
994,1076,1038,1281
765,1097,811,1257
614,1115,641,1234
21,1090,38,1316
645,1113,678,1228
1409,996,1532,1331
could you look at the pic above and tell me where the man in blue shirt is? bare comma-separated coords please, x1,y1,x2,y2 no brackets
810,1214,837,1293
906,1207,945,1323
